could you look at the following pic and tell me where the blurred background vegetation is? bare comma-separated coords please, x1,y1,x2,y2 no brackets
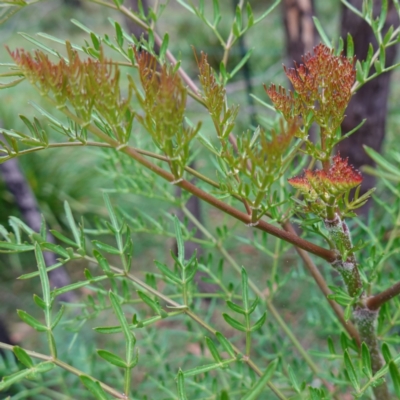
1,0,400,398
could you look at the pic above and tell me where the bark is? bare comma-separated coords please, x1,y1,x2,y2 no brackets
0,125,75,302
283,0,316,64
339,0,399,198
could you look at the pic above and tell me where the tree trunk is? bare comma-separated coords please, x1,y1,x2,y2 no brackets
283,0,316,64
339,0,399,198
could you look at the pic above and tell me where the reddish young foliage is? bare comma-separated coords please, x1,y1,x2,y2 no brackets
266,44,355,130
288,154,362,200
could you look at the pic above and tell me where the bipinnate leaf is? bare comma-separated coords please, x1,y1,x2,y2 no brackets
242,358,278,400
79,375,108,400
97,349,127,368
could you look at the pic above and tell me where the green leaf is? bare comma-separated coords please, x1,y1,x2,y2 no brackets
50,230,77,247
17,310,47,332
154,260,182,284
219,61,229,84
0,77,25,89
364,145,400,177
361,342,372,378
13,346,34,368
64,201,80,246
242,358,278,400
230,48,253,78
312,16,332,47
97,349,127,368
389,360,400,397
183,362,225,377
41,242,70,258
205,337,222,364
379,0,388,31
251,312,267,332
0,368,33,391
137,291,167,317
382,342,392,363
115,22,124,48
173,215,184,264
223,313,246,332
215,332,236,358
287,364,300,393
109,291,136,346
35,361,55,373
379,44,386,69
254,0,280,24
344,350,359,390
33,294,47,310
212,0,220,27
241,267,249,311
159,33,169,63
176,369,188,400
246,3,254,28
0,241,34,253
51,305,65,329
226,300,246,315
347,33,354,59
79,375,108,400
93,250,112,274
92,240,121,255
35,243,51,307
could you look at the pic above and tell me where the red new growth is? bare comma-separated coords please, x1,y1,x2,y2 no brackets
288,154,362,200
266,44,355,129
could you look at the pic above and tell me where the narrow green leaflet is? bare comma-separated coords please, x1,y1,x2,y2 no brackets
0,242,34,253
215,332,236,358
312,16,332,48
176,369,188,400
241,359,278,400
64,201,81,246
361,343,372,378
173,215,185,264
17,310,47,332
222,313,247,332
79,375,109,400
344,350,359,390
13,346,33,368
389,360,400,397
97,349,127,368
35,243,51,307
205,337,222,364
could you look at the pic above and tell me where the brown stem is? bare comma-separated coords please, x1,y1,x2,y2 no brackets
282,221,361,347
366,281,400,311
